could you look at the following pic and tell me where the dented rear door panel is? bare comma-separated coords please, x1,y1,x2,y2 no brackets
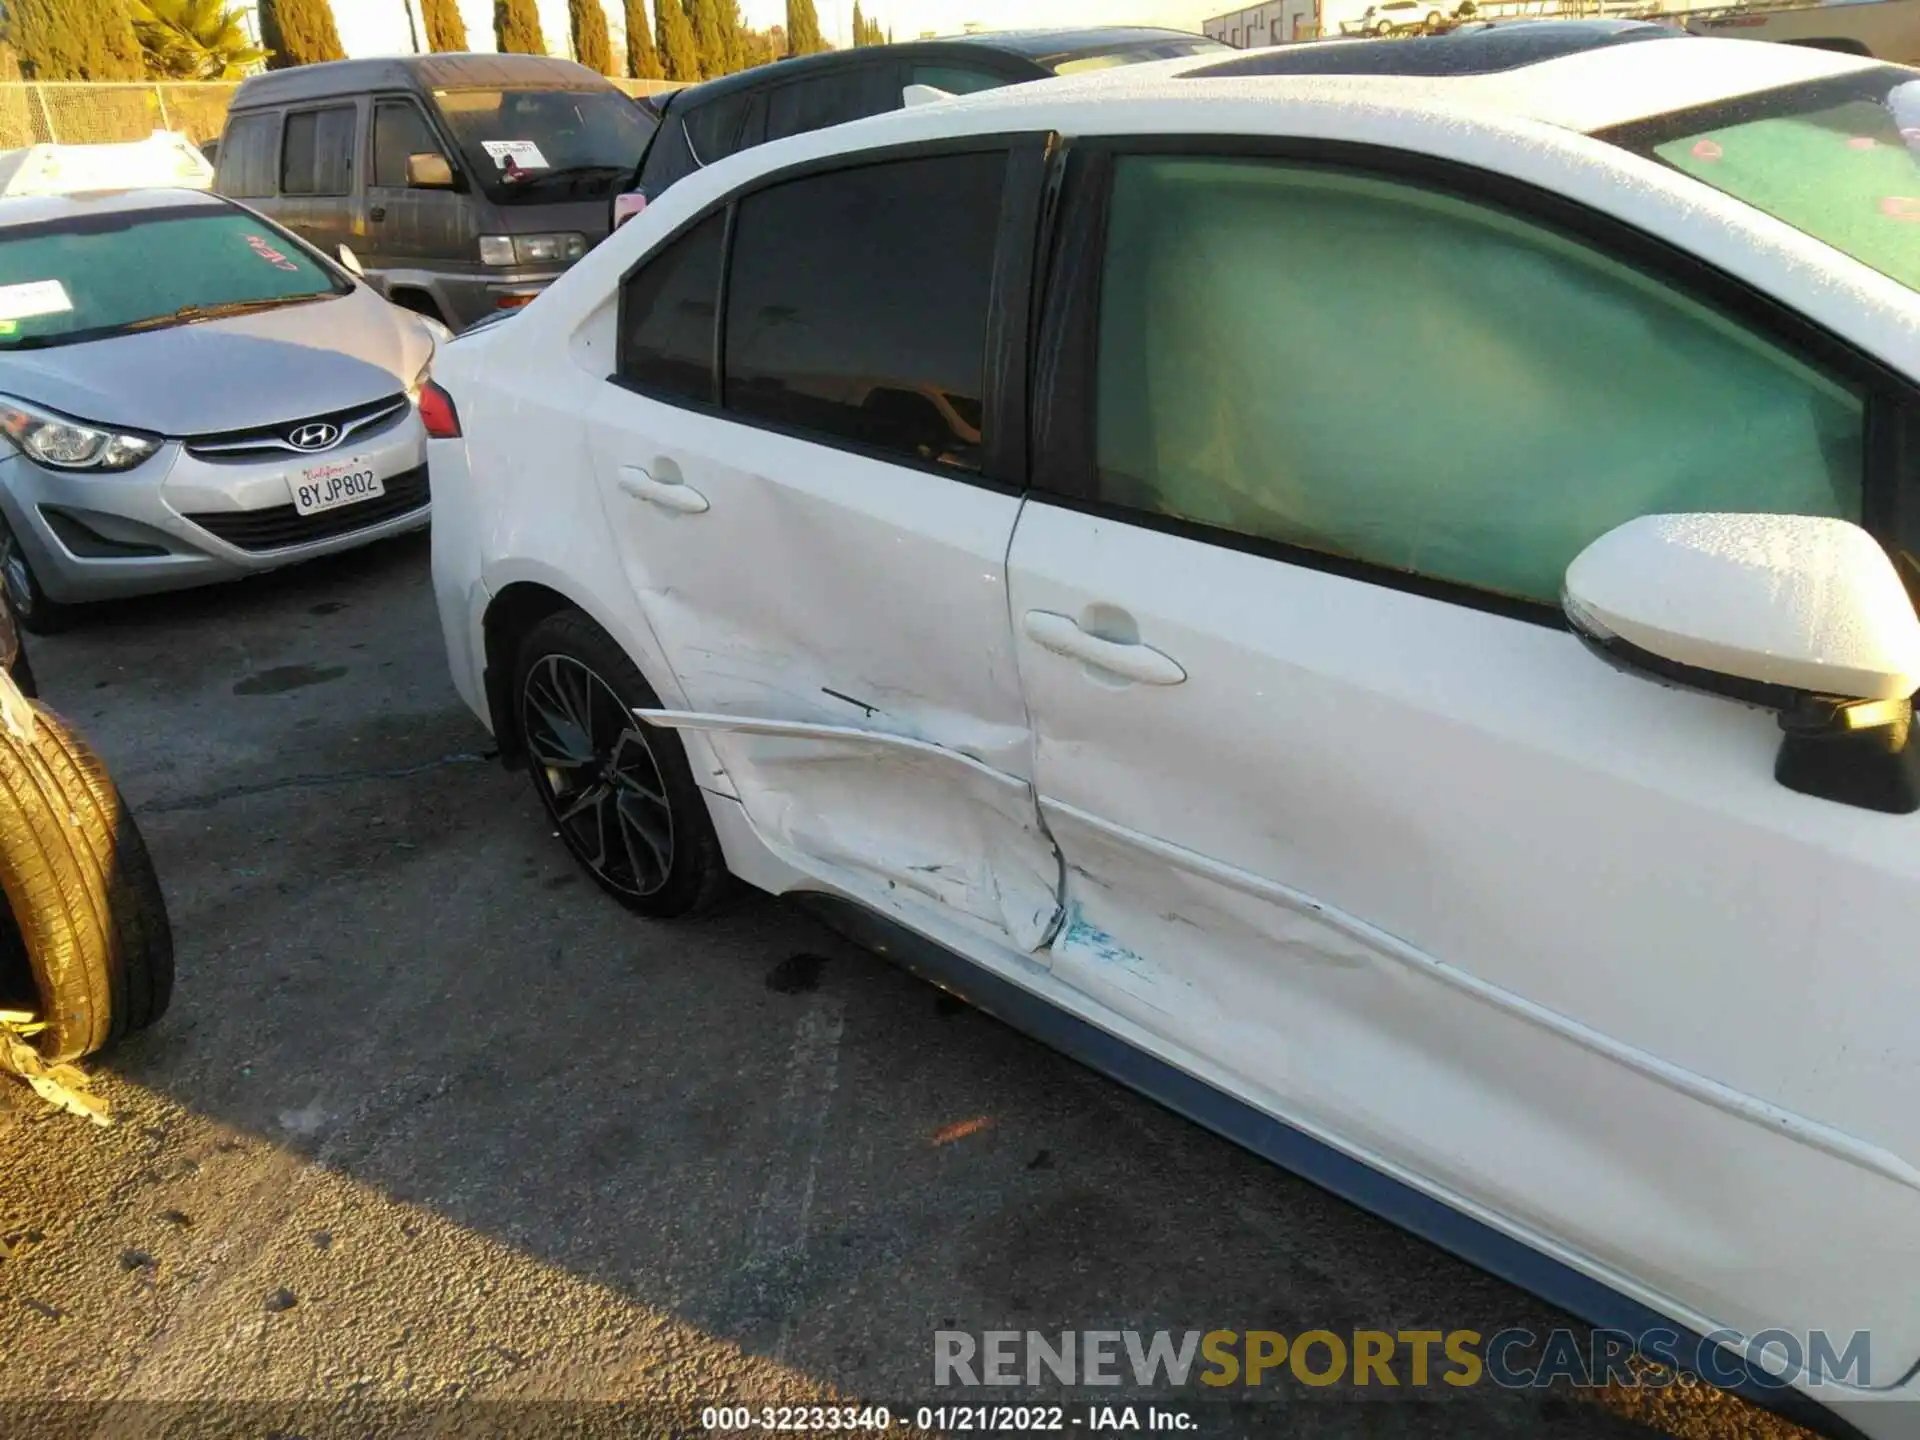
587,387,1060,951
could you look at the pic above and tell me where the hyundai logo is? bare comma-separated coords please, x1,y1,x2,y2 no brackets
287,422,340,452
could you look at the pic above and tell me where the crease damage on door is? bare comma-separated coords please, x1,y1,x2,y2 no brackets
638,709,1066,952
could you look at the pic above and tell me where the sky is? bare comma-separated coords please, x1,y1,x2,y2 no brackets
305,0,1227,64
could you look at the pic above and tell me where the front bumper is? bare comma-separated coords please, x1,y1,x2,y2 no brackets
0,406,430,605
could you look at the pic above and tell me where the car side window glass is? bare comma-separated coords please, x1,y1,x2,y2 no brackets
281,106,356,196
765,67,902,141
217,112,277,197
618,211,725,402
373,101,439,188
639,117,699,190
910,65,1011,96
724,151,1005,471
1094,156,1866,605
683,93,752,164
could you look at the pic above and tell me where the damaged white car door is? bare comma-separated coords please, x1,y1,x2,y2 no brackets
586,144,1062,951
1013,149,1912,1362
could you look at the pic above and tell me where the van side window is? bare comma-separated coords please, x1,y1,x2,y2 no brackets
281,106,356,197
373,101,441,189
217,112,278,198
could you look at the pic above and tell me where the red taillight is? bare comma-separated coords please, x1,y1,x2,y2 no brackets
418,381,461,439
495,292,536,310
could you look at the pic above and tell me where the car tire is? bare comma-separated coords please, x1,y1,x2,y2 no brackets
0,523,78,635
0,704,173,1063
512,610,731,919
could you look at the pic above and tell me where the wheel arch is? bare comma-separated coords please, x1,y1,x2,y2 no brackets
479,576,697,776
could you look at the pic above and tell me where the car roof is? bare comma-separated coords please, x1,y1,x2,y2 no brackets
0,187,227,227
829,27,1882,138
933,26,1222,61
1191,19,1684,79
662,27,1220,109
229,51,611,109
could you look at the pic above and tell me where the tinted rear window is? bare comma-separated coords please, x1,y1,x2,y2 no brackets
765,65,904,141
723,151,1006,470
618,211,724,401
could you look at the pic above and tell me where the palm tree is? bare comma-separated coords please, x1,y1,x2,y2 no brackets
129,0,267,80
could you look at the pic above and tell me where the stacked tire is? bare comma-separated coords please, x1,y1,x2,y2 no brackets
0,705,171,1063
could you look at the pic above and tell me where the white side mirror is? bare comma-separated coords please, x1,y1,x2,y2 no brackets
902,84,955,107
336,243,365,277
1564,513,1920,703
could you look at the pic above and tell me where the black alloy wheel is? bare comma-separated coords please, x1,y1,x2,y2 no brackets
521,652,675,899
511,609,730,918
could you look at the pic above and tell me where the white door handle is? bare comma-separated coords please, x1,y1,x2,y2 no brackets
618,465,708,514
1022,610,1187,686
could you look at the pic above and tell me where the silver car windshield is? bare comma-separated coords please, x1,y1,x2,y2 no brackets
0,203,345,351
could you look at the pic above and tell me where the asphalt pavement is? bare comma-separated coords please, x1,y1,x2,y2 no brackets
0,534,1812,1440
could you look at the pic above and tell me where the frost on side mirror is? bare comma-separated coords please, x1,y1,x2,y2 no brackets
1564,513,1920,812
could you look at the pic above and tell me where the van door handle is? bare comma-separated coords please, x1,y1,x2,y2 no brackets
1022,610,1186,686
618,465,709,515
368,205,387,222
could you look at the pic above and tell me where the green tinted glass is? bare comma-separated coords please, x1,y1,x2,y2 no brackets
0,206,341,349
1627,70,1920,294
1095,157,1864,605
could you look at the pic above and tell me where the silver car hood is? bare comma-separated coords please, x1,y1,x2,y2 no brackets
0,284,434,438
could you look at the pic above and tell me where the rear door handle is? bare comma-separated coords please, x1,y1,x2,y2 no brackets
618,465,709,514
1022,610,1186,686
368,205,387,222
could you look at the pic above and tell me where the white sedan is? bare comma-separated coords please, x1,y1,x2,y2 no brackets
426,22,1920,1432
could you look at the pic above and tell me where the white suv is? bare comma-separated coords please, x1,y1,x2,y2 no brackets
426,24,1920,1433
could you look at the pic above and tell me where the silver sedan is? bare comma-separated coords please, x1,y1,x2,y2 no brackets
0,188,438,630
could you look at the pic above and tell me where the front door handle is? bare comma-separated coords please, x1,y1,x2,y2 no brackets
618,465,709,515
368,205,387,222
1022,611,1186,686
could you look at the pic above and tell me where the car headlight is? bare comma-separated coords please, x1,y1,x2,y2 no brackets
0,396,160,473
478,233,588,267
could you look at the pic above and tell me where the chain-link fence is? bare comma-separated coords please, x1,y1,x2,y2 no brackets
0,82,240,148
0,76,687,151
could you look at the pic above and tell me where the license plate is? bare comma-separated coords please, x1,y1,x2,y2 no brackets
291,458,386,516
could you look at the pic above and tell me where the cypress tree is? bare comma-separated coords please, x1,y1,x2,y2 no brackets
569,0,613,70
494,0,546,53
257,0,345,67
784,0,825,54
10,0,151,78
656,0,699,81
850,0,863,45
624,0,662,77
422,0,469,50
688,0,728,77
